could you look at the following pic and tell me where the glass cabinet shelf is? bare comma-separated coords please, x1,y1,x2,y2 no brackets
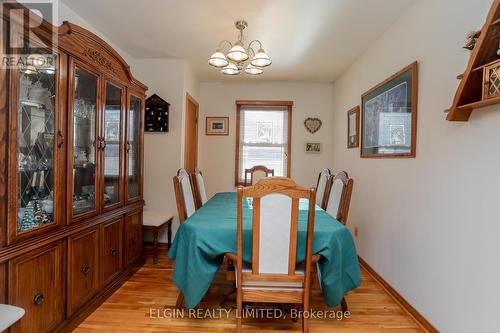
127,95,142,200
71,67,98,216
103,82,122,207
17,52,57,233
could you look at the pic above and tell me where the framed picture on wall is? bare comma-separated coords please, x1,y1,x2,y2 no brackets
305,142,321,154
361,61,418,158
206,117,229,136
347,106,360,148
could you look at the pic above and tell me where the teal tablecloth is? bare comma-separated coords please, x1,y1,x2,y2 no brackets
168,192,361,309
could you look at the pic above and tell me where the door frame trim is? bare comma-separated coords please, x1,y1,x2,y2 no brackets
184,93,199,172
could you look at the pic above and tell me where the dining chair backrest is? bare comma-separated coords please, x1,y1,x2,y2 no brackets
315,168,331,208
244,165,274,186
237,177,316,277
324,171,354,225
190,168,208,208
173,168,196,223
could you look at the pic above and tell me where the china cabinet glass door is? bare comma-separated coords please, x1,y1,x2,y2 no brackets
16,47,59,234
126,94,142,201
71,65,98,218
102,82,123,208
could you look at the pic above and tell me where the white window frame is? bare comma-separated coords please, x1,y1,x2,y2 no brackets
235,100,292,186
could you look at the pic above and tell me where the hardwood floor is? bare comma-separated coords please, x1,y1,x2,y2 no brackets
73,254,425,333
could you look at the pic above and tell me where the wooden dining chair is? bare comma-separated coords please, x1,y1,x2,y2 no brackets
315,171,353,313
244,165,274,186
323,171,354,225
190,167,208,209
226,177,316,333
172,168,196,224
315,168,331,208
172,168,197,309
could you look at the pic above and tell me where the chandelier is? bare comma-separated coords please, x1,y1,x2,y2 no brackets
208,20,272,76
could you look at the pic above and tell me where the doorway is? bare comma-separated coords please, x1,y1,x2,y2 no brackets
184,93,199,173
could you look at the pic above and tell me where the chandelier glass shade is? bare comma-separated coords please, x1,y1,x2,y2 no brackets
227,42,249,62
221,63,239,75
208,50,229,67
251,48,272,67
208,20,271,76
244,63,263,75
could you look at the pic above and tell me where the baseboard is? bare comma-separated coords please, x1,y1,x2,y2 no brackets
358,256,439,333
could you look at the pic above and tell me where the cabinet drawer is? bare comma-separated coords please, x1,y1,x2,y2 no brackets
67,226,100,315
8,241,64,333
125,210,142,265
101,218,123,285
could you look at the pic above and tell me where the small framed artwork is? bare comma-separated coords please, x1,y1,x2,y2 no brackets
361,62,418,158
347,106,360,148
206,117,229,136
305,142,321,154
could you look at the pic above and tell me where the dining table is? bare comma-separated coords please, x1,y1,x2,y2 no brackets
168,192,361,309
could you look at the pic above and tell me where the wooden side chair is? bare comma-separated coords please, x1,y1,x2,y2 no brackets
316,171,353,312
226,177,316,333
172,168,196,224
315,168,331,208
190,168,208,209
172,168,198,308
244,165,274,186
323,171,354,225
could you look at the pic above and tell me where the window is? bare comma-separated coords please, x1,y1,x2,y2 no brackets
235,101,292,185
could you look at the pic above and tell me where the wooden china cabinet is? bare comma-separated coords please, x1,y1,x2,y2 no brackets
0,2,147,332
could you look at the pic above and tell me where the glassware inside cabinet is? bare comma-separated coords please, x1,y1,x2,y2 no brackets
127,95,142,199
103,83,122,207
72,67,98,215
17,51,57,232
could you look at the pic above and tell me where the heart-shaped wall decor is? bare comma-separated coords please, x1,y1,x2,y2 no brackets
304,118,322,134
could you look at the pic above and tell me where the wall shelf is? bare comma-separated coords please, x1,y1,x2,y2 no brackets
447,0,500,121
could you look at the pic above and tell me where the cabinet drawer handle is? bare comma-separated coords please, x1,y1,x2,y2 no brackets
82,263,91,275
131,234,137,242
57,130,64,149
110,247,117,257
126,142,131,152
34,292,44,305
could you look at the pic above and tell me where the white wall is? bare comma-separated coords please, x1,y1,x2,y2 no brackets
198,81,334,195
55,1,135,66
133,59,199,242
331,0,500,332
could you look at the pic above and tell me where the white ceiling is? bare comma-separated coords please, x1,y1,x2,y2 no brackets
61,0,415,82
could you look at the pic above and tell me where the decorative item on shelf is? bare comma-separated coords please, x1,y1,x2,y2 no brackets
206,117,229,136
19,201,36,231
208,20,271,76
447,0,500,121
347,106,360,149
485,60,500,99
18,199,49,231
361,62,418,158
463,30,481,50
145,94,170,132
41,192,54,214
305,142,321,154
304,117,322,134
